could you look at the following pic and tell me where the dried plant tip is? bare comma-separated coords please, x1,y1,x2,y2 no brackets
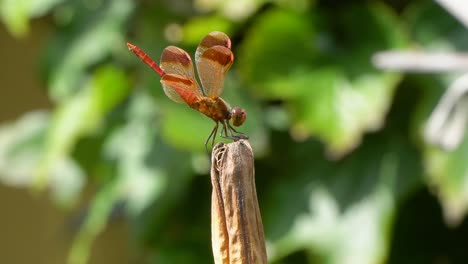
213,143,228,172
210,140,267,264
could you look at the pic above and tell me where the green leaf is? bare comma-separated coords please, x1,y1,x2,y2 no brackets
407,2,468,225
193,0,259,21
68,90,196,264
273,0,313,12
0,111,84,206
425,137,468,225
263,132,422,263
238,4,407,156
0,0,65,37
0,111,48,186
182,16,234,46
36,66,131,189
0,0,29,37
161,101,213,152
405,1,468,51
45,0,134,101
289,68,400,157
103,91,167,215
237,8,317,95
68,179,121,264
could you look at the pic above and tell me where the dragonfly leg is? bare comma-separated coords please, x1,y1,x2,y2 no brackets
226,121,240,134
219,124,225,137
212,122,219,150
220,120,230,138
227,121,249,140
218,120,249,142
205,122,219,152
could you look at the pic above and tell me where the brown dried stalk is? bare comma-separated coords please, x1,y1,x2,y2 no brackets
210,140,267,264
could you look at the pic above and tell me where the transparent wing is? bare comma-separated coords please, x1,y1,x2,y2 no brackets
195,32,233,98
195,31,232,65
160,46,195,78
160,74,201,104
160,46,204,94
196,46,234,98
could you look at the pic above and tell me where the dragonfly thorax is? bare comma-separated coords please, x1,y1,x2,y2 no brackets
190,97,231,123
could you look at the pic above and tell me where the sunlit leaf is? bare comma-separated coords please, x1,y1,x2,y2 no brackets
0,0,65,37
103,92,167,215
0,111,48,186
289,68,400,157
30,0,65,16
424,137,468,225
45,0,134,101
69,90,196,264
237,8,317,94
182,16,234,46
194,0,259,21
270,186,393,263
193,0,311,22
263,132,421,263
0,0,29,37
36,66,131,189
407,2,468,225
239,4,407,157
161,101,212,152
0,111,84,206
273,0,312,12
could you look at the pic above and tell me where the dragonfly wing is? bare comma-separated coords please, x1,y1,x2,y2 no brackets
160,46,195,78
195,32,233,98
160,46,204,94
195,31,232,65
196,46,234,98
160,74,201,104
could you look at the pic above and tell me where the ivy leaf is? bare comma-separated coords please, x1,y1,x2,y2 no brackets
182,16,234,46
44,0,134,101
69,91,196,264
408,1,468,225
0,111,84,206
425,136,468,225
0,0,65,37
35,66,131,190
238,4,407,157
237,8,317,96
262,132,421,263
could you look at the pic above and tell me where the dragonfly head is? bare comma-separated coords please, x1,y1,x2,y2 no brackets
230,107,247,126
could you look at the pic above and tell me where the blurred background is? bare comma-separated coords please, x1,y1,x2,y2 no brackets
1,0,468,263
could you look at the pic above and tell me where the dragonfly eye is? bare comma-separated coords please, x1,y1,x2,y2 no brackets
231,107,246,126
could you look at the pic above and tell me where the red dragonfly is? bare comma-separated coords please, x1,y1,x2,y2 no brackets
127,31,247,149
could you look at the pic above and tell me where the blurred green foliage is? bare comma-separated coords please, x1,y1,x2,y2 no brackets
1,0,468,263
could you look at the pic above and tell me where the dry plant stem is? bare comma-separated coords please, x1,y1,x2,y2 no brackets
436,0,468,29
372,51,468,72
211,140,267,264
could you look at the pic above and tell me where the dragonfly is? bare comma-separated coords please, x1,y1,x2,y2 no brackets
127,31,247,150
